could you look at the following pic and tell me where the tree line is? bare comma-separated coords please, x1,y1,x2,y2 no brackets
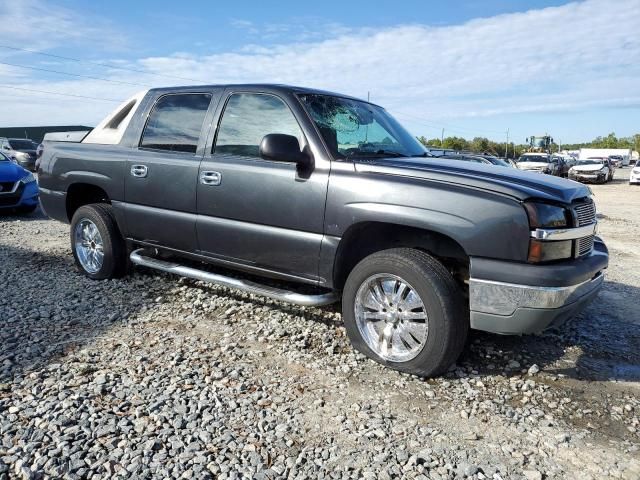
417,132,640,159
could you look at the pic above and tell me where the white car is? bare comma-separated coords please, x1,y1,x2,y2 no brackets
515,153,560,176
568,158,612,184
630,163,640,185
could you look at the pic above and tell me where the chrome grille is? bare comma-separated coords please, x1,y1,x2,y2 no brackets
578,235,595,256
574,202,596,226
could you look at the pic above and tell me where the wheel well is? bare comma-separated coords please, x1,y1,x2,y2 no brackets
66,183,110,221
333,222,469,290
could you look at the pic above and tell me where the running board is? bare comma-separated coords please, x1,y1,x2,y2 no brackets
129,248,338,307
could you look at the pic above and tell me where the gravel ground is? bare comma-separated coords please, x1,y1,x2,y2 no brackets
1,174,639,479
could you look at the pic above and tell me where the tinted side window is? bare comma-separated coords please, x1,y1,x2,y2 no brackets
140,93,211,154
215,93,303,158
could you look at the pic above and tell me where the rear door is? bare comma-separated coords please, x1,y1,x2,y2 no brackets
124,91,218,251
195,90,330,283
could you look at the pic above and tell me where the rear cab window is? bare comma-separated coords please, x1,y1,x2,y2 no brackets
140,93,212,154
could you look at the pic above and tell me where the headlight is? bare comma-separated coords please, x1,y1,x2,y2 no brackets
16,151,29,159
524,202,573,263
20,171,35,183
524,202,570,229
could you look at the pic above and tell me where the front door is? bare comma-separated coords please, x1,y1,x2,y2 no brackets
196,91,330,283
124,92,215,252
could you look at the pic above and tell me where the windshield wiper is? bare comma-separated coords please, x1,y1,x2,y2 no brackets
346,149,409,158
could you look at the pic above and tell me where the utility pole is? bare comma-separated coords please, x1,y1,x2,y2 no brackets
441,128,445,146
505,128,509,159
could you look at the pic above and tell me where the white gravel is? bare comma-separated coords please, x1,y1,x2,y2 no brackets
1,175,639,479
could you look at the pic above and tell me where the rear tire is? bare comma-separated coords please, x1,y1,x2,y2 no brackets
342,248,468,377
70,204,127,280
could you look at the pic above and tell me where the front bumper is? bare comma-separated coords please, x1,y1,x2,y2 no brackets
630,172,640,184
0,180,39,209
569,172,606,183
469,239,608,334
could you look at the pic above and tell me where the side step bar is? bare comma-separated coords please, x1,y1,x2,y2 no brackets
129,248,339,307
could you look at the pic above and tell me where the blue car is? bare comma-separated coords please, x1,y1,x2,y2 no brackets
0,151,39,214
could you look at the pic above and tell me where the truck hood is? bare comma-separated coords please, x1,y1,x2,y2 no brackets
354,157,590,204
572,164,605,172
0,160,28,181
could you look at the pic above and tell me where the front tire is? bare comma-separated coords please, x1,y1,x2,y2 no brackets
342,248,468,377
70,204,127,280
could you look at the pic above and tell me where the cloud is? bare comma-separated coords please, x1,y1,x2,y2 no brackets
0,0,122,51
1,0,639,140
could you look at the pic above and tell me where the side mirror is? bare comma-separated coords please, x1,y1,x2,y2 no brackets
259,134,311,167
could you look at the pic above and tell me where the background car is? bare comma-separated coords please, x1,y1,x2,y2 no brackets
471,153,514,167
0,137,39,171
568,157,612,184
0,151,39,214
515,153,561,176
437,153,512,167
629,163,640,185
608,155,624,168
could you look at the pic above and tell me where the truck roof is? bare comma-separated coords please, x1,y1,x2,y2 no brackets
82,84,379,146
146,83,372,104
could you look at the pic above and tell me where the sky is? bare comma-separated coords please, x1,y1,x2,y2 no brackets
0,0,638,144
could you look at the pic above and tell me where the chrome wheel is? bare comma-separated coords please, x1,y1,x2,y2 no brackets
74,218,104,274
354,274,428,362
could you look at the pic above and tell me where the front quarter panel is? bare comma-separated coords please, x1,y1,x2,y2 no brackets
325,165,531,261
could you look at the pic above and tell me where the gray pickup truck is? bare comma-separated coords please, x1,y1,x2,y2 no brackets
38,84,608,377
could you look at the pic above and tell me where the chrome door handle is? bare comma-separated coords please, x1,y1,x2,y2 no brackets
200,171,221,186
130,165,148,178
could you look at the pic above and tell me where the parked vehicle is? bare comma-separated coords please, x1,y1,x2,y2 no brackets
470,154,514,168
0,138,39,171
629,163,640,185
549,155,572,178
568,158,613,184
0,151,39,213
608,155,624,168
38,85,608,377
515,153,562,176
437,153,512,167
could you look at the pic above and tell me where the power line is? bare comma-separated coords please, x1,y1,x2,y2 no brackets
0,61,152,87
0,44,204,83
0,85,121,102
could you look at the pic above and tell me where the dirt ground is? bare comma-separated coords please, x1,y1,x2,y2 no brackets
1,170,639,479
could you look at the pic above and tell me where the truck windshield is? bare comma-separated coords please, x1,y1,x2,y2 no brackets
298,94,427,159
8,139,37,150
